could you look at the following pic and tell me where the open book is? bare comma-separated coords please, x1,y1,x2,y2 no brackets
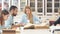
24,23,35,29
24,23,49,29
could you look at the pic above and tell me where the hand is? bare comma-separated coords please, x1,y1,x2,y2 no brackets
20,23,25,26
56,24,60,26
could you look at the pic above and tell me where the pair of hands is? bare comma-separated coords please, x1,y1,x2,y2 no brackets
11,23,25,29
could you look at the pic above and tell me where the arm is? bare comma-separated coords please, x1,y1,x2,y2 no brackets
33,15,40,24
20,14,27,25
4,15,13,28
54,17,60,26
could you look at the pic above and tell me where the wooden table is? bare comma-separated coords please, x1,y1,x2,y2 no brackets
2,29,20,34
2,25,49,34
24,25,49,29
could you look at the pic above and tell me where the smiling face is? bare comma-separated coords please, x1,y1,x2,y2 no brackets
12,8,18,16
10,8,18,16
25,8,31,14
10,6,18,16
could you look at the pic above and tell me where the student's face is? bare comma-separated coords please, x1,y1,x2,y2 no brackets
25,8,30,14
13,8,18,16
3,14,9,20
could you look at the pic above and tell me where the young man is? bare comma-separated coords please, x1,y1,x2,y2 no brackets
5,6,18,28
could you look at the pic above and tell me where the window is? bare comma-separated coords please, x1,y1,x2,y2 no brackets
47,3,52,7
37,0,43,13
30,0,35,2
37,3,42,7
30,2,35,7
4,0,9,10
55,0,59,1
20,0,26,2
30,0,35,12
20,0,26,11
20,2,26,7
54,3,59,7
47,9,52,13
54,9,58,13
38,0,42,1
38,8,42,13
47,0,52,1
13,0,18,6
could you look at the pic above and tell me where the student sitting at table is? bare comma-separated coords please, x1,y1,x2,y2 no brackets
5,6,18,28
54,8,60,26
0,10,9,29
20,6,40,25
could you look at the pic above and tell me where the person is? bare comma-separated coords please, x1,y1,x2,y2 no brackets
50,8,60,34
54,8,60,26
5,6,18,28
0,10,9,29
20,6,40,25
54,18,60,26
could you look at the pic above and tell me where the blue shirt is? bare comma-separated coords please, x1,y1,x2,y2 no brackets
21,14,40,24
4,15,13,28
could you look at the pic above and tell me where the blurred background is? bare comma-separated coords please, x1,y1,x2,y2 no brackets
0,0,60,24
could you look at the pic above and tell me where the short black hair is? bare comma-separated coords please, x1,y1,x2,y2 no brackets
9,6,17,11
1,9,9,15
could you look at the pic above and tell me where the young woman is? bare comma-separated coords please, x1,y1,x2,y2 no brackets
20,6,40,25
0,10,9,29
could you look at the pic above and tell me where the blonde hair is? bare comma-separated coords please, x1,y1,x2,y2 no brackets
24,6,34,24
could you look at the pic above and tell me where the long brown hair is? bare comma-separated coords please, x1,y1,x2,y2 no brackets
24,6,34,24
0,10,9,26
